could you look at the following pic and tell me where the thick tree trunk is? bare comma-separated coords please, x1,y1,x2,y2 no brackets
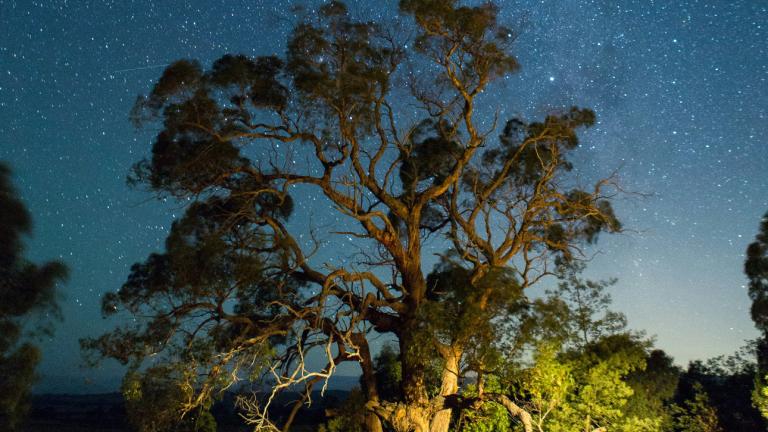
366,400,431,432
354,333,384,432
365,413,384,432
392,404,431,432
378,317,431,432
429,348,461,432
399,319,430,406
372,271,434,432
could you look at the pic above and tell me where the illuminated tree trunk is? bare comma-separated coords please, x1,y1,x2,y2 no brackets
399,322,430,406
365,413,384,432
355,334,384,432
496,395,533,432
390,315,432,432
429,347,461,432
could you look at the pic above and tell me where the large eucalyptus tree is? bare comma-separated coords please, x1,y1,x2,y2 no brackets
84,2,619,431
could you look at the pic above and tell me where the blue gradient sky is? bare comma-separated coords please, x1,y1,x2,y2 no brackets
0,0,766,393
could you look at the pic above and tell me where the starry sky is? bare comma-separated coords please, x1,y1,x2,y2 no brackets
0,0,766,394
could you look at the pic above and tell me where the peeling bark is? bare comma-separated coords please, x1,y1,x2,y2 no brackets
492,395,533,432
430,348,461,432
354,333,383,432
367,400,431,432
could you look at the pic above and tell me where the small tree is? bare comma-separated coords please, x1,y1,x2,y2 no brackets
623,350,679,430
122,366,217,432
672,383,723,432
320,388,368,432
83,1,620,431
0,162,68,431
746,212,768,364
495,266,672,432
745,211,768,420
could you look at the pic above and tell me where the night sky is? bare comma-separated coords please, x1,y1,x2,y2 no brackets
0,0,766,394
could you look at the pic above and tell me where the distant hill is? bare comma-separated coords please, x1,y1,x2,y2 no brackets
32,372,125,395
32,373,362,395
23,379,360,432
25,393,129,432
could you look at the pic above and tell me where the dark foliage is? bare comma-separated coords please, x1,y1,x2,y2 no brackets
675,352,766,431
0,162,68,431
746,212,768,370
624,349,680,425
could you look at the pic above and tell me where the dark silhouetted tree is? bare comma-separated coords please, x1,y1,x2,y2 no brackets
371,344,402,403
747,213,768,330
121,366,217,432
319,388,368,432
511,261,625,353
82,2,620,431
744,211,768,421
675,350,765,431
672,383,723,432
624,349,679,430
746,212,768,369
0,162,68,431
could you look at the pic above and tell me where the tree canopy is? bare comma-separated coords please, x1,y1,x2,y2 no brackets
746,212,768,368
0,162,68,431
744,211,768,424
83,2,621,432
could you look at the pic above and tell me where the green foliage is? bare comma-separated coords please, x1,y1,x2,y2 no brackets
624,350,679,430
423,252,526,371
538,335,654,432
320,388,368,432
0,162,68,431
372,344,402,401
512,262,626,354
511,343,573,431
460,402,511,432
373,342,444,401
460,376,513,432
564,335,646,431
672,383,723,432
122,366,217,432
498,264,672,432
753,373,768,420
